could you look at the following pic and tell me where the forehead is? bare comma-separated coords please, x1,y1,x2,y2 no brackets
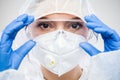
38,13,82,20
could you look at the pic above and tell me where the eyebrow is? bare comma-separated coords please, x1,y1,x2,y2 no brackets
39,17,47,19
37,17,83,22
72,17,82,20
38,17,82,20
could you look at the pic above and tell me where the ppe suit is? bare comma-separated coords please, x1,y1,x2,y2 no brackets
0,0,120,80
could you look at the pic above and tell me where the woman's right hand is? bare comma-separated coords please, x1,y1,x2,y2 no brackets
0,14,36,72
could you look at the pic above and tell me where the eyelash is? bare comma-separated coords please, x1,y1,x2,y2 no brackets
37,22,51,29
69,22,83,29
36,22,83,30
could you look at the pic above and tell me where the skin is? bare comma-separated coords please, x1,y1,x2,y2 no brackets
28,13,89,80
28,13,89,38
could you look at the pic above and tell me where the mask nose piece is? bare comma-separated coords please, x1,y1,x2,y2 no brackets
56,30,67,39
58,30,64,34
55,30,67,49
55,30,65,39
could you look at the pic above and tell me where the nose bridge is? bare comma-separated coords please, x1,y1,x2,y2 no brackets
56,22,64,30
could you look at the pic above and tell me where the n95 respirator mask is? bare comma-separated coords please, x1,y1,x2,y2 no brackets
31,30,89,76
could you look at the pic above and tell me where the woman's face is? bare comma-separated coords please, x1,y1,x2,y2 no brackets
28,13,89,38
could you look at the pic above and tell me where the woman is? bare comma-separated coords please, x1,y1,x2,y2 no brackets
0,0,120,80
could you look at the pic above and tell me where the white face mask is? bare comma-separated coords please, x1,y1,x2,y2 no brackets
32,30,90,76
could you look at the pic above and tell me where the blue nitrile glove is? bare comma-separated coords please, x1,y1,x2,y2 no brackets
0,14,36,72
80,14,120,56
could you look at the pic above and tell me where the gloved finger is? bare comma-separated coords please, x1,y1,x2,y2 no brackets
86,23,111,36
84,14,101,23
3,14,28,34
104,39,120,51
24,15,34,26
1,14,34,44
85,14,120,41
1,22,23,44
87,23,120,41
86,22,99,30
80,42,101,56
95,28,120,41
3,14,34,36
12,40,36,69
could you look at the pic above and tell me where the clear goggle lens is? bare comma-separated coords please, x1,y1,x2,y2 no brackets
26,19,87,38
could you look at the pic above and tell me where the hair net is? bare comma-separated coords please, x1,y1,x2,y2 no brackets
19,0,94,20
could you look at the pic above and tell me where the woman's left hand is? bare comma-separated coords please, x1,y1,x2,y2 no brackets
80,14,120,56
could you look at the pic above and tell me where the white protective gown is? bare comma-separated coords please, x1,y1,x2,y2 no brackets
0,50,120,80
0,0,120,80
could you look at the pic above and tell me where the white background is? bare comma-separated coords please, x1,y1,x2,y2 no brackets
0,0,120,34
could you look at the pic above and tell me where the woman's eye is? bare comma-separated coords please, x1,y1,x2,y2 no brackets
37,22,50,29
71,22,83,29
